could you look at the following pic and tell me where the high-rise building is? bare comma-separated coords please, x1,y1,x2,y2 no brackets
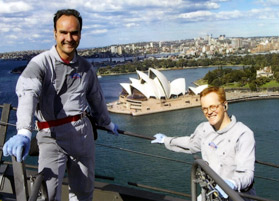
219,35,226,40
231,38,242,49
111,46,117,54
117,46,122,55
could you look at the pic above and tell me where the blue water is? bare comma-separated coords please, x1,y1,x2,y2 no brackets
0,59,278,199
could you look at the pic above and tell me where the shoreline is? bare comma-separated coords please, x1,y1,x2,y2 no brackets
107,90,279,116
99,64,246,77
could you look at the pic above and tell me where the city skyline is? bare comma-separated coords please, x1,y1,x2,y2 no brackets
1,0,279,53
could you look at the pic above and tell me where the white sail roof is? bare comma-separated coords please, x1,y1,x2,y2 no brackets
149,68,171,98
188,84,208,95
136,70,159,98
120,83,132,95
130,82,150,98
170,78,186,95
129,78,140,85
136,70,150,83
120,68,186,100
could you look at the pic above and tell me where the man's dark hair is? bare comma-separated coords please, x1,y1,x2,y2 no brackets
53,9,82,31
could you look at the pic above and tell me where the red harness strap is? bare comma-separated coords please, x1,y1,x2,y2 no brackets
36,114,84,130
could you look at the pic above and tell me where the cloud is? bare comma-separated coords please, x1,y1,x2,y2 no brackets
1,0,279,53
125,23,139,28
178,11,213,21
258,0,279,6
83,0,182,12
205,2,220,9
216,10,243,20
0,1,32,14
0,21,22,33
88,29,108,35
177,6,278,23
32,34,40,39
6,34,18,40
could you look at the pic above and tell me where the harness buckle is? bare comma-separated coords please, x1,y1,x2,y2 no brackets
35,120,40,131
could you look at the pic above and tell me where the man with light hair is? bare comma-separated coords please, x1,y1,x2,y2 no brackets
152,86,256,200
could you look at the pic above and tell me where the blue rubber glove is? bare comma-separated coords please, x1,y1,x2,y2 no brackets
104,122,119,136
151,133,166,143
3,134,31,162
215,180,236,199
225,180,237,190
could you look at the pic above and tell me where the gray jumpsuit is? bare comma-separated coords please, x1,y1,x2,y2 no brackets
163,115,256,199
16,46,111,201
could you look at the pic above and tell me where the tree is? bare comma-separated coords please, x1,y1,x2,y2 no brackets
274,72,279,82
249,81,257,91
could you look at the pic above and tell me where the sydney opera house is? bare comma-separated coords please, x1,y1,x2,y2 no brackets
107,68,208,116
107,67,279,116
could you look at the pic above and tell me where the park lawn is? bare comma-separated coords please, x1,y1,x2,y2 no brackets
260,80,279,88
194,79,279,89
223,82,250,89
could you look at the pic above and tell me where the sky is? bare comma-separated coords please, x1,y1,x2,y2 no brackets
1,0,279,53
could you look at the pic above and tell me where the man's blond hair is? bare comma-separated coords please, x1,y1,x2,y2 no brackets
200,86,226,103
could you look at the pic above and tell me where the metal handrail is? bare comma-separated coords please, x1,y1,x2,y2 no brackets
28,172,48,201
191,158,277,201
191,158,244,201
1,119,278,169
1,103,279,201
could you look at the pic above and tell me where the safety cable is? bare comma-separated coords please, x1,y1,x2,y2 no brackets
96,143,193,165
96,143,279,183
0,121,17,127
1,120,279,170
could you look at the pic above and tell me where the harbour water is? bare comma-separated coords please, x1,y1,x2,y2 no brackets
0,59,278,200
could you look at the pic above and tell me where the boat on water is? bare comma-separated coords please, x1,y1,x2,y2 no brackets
0,103,278,201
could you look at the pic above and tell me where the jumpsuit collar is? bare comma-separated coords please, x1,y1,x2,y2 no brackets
215,115,236,135
51,45,78,64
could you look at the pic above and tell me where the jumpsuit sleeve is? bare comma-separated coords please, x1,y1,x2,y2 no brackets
232,128,255,191
86,67,111,127
163,123,204,154
16,60,44,131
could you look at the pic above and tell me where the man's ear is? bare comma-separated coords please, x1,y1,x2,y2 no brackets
224,102,228,111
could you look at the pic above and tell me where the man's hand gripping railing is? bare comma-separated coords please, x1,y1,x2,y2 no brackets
0,146,48,201
191,157,244,201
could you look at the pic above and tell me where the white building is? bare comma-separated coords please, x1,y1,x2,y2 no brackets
256,67,273,78
108,68,203,116
110,46,117,54
117,46,122,55
120,68,186,100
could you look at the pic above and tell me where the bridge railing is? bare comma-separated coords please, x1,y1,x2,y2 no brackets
0,103,278,201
